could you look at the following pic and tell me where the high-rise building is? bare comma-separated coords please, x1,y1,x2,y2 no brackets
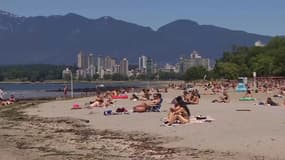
97,55,104,73
146,58,153,74
139,55,147,73
97,55,105,78
87,53,95,68
77,51,88,69
179,50,210,73
190,50,202,59
87,65,96,78
104,56,116,70
113,64,120,73
160,63,177,73
119,58,129,76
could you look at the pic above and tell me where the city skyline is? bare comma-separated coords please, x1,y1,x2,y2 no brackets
0,0,285,36
74,50,210,80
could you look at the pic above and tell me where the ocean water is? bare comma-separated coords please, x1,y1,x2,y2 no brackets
0,81,162,99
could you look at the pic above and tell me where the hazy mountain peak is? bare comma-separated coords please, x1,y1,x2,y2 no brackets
101,16,113,20
164,19,199,27
0,10,19,18
96,16,118,22
172,19,199,25
158,19,199,32
64,13,86,19
0,9,272,64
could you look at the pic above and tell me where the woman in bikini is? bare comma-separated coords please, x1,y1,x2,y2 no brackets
165,96,190,126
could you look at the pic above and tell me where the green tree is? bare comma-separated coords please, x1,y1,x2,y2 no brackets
92,74,99,80
111,73,128,81
136,74,147,80
184,66,208,82
250,54,275,76
0,73,4,81
214,37,285,78
159,71,178,80
103,74,112,80
215,62,239,79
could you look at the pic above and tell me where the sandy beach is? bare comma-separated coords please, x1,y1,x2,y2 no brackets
1,88,285,159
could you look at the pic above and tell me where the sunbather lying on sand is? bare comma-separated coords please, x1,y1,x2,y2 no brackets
212,91,230,103
1,95,16,106
133,93,162,112
266,97,279,106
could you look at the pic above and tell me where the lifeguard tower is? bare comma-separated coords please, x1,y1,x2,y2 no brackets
236,77,247,92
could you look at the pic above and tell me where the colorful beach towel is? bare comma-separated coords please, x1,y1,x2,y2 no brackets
239,97,256,101
104,107,129,116
112,95,129,99
71,103,82,109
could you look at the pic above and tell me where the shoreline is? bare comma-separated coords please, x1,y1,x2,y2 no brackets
0,80,182,84
1,85,285,159
0,100,248,160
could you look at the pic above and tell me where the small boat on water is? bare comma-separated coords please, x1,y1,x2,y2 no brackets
97,84,105,87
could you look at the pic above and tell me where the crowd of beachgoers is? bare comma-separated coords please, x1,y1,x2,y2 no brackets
2,79,285,159
59,79,285,127
0,89,16,106
2,79,285,125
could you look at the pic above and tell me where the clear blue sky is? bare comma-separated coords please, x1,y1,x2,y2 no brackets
0,0,284,36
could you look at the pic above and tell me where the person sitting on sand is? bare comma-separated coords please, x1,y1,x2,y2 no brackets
140,89,151,101
133,93,162,112
164,96,190,126
184,90,200,104
112,90,119,96
89,95,105,108
9,95,16,103
266,97,279,106
281,88,285,96
243,90,252,98
130,93,139,101
104,92,114,107
276,87,285,97
212,91,230,103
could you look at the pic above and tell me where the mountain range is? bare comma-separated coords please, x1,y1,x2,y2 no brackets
0,10,271,65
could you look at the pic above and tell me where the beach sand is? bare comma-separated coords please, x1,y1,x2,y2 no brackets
1,88,285,159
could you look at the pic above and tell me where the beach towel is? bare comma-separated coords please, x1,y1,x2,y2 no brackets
104,108,129,116
236,109,251,111
239,97,256,101
161,115,215,127
112,95,129,99
71,103,82,109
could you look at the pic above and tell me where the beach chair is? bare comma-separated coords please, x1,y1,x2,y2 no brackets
148,98,163,112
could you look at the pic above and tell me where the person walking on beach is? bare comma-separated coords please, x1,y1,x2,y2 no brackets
0,88,5,101
63,85,68,98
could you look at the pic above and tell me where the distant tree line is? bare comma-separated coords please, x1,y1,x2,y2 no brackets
182,37,285,81
213,37,285,79
0,64,68,82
